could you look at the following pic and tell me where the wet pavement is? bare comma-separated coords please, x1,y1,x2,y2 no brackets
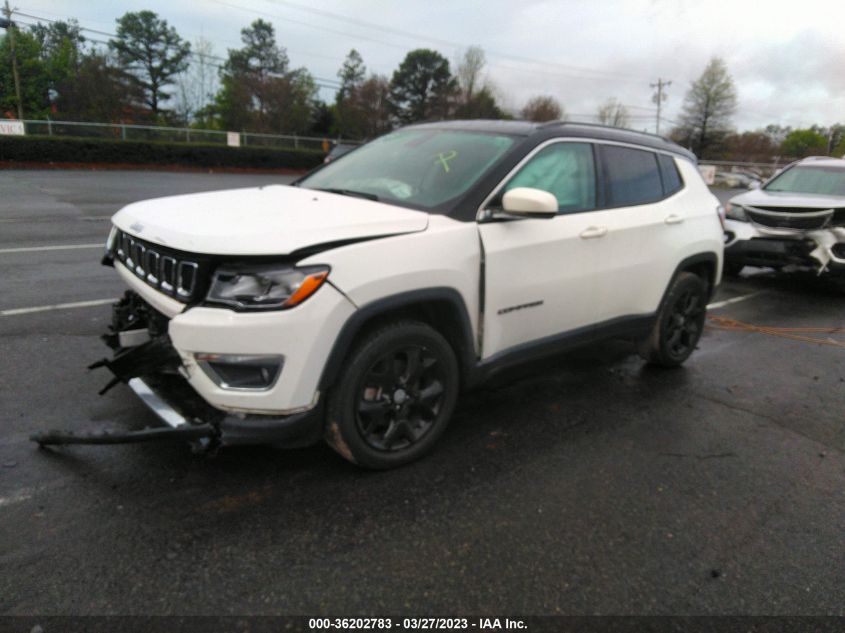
0,173,843,615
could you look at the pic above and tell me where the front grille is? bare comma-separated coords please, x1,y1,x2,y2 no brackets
113,230,211,303
746,206,833,231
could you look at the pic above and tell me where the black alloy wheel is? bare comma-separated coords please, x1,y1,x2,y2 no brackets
639,272,708,367
325,320,459,469
356,346,446,451
662,288,705,361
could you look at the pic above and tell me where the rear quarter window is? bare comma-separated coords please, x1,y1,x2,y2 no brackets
600,145,663,207
657,154,684,196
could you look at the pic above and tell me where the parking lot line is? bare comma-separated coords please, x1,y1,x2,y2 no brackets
0,298,115,317
707,291,764,310
0,243,103,254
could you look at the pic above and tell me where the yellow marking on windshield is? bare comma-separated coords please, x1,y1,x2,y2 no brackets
436,150,458,173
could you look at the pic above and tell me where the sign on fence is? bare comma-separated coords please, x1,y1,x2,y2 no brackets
0,120,25,136
698,164,716,185
227,132,241,148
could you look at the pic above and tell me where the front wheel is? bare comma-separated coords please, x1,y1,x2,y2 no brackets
638,272,707,367
324,320,459,469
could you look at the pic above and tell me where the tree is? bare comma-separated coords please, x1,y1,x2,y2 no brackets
781,129,827,159
521,95,563,122
31,19,85,103
215,19,317,134
0,28,50,118
356,74,392,138
337,49,365,101
389,48,457,124
109,10,191,117
677,57,737,158
455,45,485,105
596,98,629,128
53,51,143,122
175,37,218,127
335,49,366,137
454,85,507,119
722,130,777,163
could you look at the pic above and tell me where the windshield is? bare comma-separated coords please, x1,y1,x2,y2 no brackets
764,165,845,196
299,129,516,211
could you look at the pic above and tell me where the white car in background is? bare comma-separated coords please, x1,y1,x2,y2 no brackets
724,156,845,277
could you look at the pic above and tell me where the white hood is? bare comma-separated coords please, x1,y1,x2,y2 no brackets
730,189,845,209
112,185,429,255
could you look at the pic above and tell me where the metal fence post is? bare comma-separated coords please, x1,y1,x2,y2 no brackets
121,125,126,141
47,118,52,136
294,135,298,149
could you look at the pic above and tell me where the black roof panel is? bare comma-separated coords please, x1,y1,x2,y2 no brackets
406,119,696,163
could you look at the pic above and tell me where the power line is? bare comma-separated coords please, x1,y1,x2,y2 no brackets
16,8,352,80
13,10,343,91
262,0,651,82
209,0,646,85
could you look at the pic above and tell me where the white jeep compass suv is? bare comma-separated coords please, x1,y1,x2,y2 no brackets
80,121,724,468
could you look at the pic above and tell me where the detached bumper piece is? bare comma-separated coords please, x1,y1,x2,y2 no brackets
89,336,182,395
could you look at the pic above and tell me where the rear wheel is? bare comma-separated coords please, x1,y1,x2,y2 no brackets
639,272,707,367
324,321,459,469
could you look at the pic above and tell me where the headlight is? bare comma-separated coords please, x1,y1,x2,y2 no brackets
105,226,118,252
725,203,748,222
206,264,329,311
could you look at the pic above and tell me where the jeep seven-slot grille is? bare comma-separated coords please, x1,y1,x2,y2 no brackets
113,230,211,303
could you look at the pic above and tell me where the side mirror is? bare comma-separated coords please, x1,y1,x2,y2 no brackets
501,187,558,218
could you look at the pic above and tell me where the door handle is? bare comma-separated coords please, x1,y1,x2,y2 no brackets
580,226,607,239
664,214,684,225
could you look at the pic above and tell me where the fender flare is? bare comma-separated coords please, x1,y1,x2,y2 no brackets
317,287,477,391
660,252,720,309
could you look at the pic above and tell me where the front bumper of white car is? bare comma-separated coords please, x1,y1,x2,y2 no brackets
89,257,356,447
724,219,845,273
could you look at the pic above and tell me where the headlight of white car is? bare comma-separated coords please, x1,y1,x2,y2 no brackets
206,264,329,310
725,203,748,222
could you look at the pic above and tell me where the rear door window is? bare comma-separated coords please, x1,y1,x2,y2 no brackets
600,145,663,206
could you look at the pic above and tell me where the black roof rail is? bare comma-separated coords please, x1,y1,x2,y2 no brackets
538,119,671,143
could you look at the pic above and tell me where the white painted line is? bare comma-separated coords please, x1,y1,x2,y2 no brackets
0,243,103,254
0,298,115,317
707,291,765,310
0,492,33,508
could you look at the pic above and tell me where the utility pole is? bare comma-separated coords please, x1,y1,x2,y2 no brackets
650,78,671,135
1,0,23,120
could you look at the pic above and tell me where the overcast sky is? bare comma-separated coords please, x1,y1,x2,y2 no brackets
14,0,845,133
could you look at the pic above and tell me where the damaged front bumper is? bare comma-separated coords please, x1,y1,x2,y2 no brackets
32,293,324,450
724,221,845,274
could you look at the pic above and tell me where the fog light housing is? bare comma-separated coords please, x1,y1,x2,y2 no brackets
195,353,283,391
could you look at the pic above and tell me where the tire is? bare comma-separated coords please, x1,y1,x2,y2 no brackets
324,320,459,469
638,272,707,367
723,260,744,276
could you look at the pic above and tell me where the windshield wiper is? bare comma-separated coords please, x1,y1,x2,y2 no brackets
314,187,379,201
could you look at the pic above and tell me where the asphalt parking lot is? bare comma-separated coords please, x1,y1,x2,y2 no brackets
1,171,843,616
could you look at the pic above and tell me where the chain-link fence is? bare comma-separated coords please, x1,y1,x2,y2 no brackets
19,120,356,152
